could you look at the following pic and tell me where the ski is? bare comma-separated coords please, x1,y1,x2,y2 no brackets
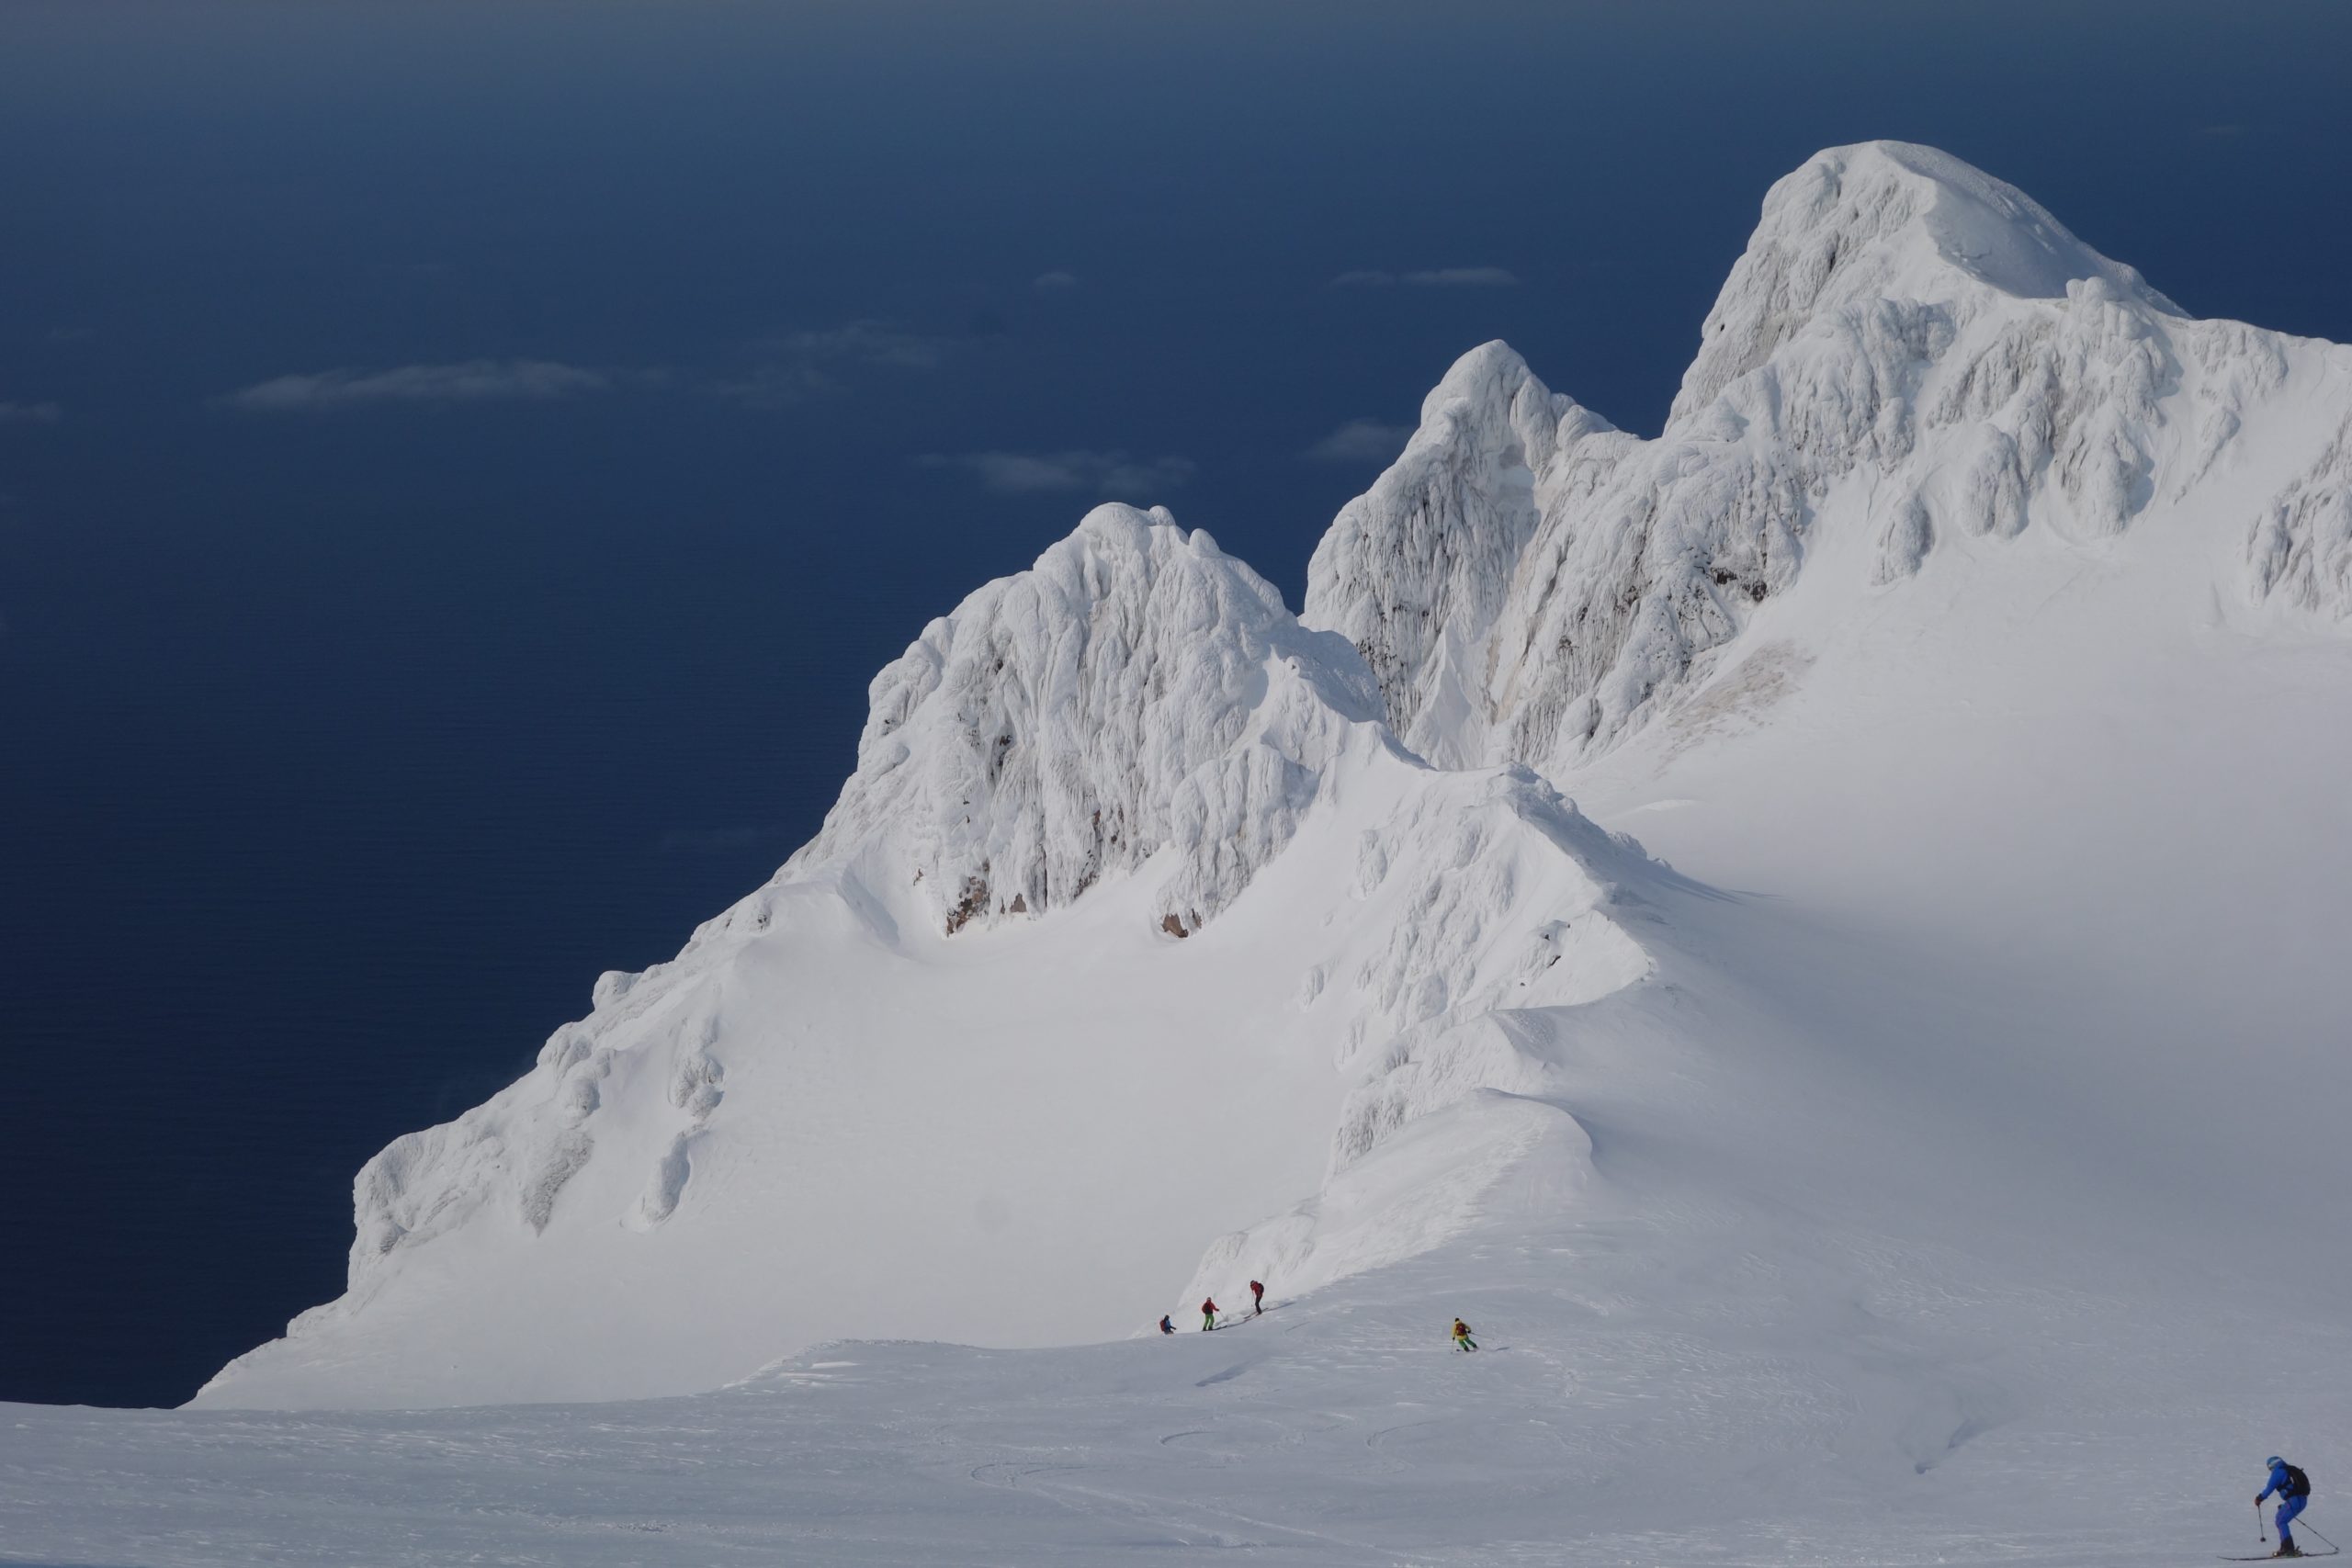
2222,1550,2341,1561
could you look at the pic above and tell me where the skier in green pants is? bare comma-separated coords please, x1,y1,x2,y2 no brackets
1452,1317,1477,1352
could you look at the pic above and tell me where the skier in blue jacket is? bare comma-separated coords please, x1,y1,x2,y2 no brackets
2259,1456,2312,1557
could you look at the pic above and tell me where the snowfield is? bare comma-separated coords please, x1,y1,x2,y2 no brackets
7,1178,2346,1564
8,140,2352,1566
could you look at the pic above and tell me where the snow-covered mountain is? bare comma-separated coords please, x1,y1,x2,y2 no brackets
1307,141,2350,774
193,140,2352,1417
193,504,1690,1408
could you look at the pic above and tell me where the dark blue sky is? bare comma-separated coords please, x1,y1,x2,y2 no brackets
5,1,2349,1407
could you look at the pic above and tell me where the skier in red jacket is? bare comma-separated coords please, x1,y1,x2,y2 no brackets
1250,1279,1265,1315
1200,1297,1218,1331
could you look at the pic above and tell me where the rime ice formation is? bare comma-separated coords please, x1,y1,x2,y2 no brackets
2247,412,2352,619
788,504,1385,937
1306,140,2352,771
1303,344,1615,768
197,141,2352,1413
197,504,1685,1406
199,504,1423,1408
380,504,1384,1257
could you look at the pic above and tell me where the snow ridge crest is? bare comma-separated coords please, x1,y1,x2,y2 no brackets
195,141,2352,1414
1306,140,2344,775
790,503,1388,937
1304,344,1620,768
1671,140,2180,423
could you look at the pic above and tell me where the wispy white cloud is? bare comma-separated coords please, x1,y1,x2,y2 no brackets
709,320,957,407
1332,266,1520,288
0,400,62,424
221,321,963,417
702,360,841,409
1305,419,1413,464
1032,270,1080,291
921,449,1196,499
763,321,951,371
1405,266,1518,287
221,359,610,412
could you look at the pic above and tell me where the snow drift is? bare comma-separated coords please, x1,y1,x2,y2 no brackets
196,141,2352,1414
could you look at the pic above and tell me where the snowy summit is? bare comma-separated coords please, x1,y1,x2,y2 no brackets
196,140,2352,1413
17,141,2351,1568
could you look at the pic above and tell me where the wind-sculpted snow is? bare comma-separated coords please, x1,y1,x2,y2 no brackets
1307,140,2351,771
1302,344,1619,767
198,141,2352,1415
206,735,1684,1408
2247,411,2352,620
206,503,1658,1411
1185,768,1667,1304
1668,140,2180,423
199,506,1417,1408
795,503,1385,936
198,494,1703,1411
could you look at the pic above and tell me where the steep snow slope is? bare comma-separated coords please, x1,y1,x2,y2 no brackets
789,505,1385,937
196,140,2352,1432
1302,140,2352,1282
196,507,1679,1409
1302,343,1611,768
14,911,2350,1564
1307,141,2352,773
1552,468,2352,1257
32,771,2352,1559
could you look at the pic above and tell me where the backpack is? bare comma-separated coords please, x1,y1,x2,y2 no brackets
2285,1463,2312,1498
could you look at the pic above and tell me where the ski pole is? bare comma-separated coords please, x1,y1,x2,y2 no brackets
2301,1520,2339,1554
2261,1500,2268,1543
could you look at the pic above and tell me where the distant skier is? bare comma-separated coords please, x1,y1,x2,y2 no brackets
1250,1280,1265,1315
2260,1455,2312,1557
1201,1297,1218,1331
1159,1315,1175,1336
1452,1317,1477,1352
